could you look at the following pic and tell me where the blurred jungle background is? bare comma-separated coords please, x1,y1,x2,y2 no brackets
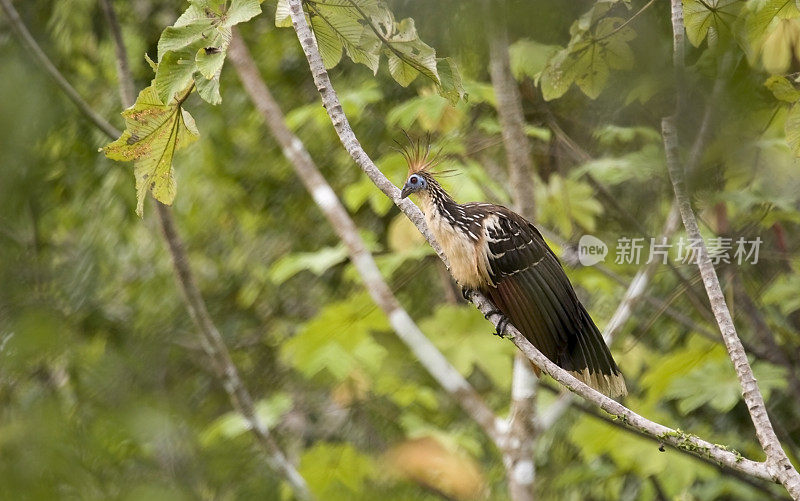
1,0,800,499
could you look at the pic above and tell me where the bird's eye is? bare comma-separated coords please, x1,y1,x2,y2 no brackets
409,176,418,184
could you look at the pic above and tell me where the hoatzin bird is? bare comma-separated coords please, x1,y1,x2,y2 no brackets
399,140,627,398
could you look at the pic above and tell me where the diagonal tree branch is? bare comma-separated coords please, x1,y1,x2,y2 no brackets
0,1,313,497
0,0,119,138
227,31,504,448
536,383,790,501
284,0,785,487
663,0,800,497
153,203,313,500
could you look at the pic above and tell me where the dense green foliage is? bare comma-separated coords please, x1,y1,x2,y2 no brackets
1,0,800,499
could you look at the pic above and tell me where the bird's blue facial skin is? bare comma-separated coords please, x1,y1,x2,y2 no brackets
400,174,427,199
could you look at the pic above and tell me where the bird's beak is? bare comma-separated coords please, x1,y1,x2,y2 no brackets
400,185,412,199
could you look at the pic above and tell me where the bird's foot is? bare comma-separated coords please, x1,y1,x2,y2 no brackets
482,308,509,338
494,316,510,339
461,287,474,301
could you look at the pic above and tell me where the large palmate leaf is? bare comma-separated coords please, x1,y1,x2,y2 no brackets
683,0,742,47
540,5,637,100
156,0,261,105
103,86,199,216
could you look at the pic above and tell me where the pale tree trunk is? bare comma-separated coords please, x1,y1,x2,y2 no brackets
487,5,538,498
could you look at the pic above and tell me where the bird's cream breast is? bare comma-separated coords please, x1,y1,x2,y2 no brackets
422,202,490,289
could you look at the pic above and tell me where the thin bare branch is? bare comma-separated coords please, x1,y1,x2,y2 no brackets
284,0,784,486
664,1,800,497
98,0,135,107
0,0,120,139
227,32,504,447
154,203,313,500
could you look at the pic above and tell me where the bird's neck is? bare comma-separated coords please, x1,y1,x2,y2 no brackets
418,179,458,220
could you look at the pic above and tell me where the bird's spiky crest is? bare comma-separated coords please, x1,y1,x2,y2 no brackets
396,131,443,175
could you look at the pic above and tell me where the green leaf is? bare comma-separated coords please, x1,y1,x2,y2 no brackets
280,293,390,382
785,101,800,155
683,0,742,47
309,10,345,68
224,0,261,26
766,75,800,102
268,245,350,284
199,393,293,446
509,39,560,82
157,18,215,61
435,57,466,105
419,305,516,390
385,20,440,87
540,48,577,101
154,0,261,105
536,175,603,233
540,11,637,100
194,71,221,105
762,273,800,315
276,1,463,100
154,46,198,105
307,2,380,73
573,44,611,99
275,0,292,27
666,357,787,414
299,443,376,498
102,85,199,217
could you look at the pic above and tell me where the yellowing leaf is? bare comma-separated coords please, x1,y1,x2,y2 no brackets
103,86,199,216
745,0,800,58
765,75,800,102
760,18,800,74
383,437,487,500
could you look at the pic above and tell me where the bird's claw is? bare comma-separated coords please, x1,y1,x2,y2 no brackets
494,316,510,339
482,308,509,338
461,287,474,301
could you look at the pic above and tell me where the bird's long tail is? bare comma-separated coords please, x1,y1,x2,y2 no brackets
560,304,627,398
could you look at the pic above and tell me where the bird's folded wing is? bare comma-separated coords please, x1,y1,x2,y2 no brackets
477,206,616,377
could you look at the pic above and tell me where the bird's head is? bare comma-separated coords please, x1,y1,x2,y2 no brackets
397,132,441,200
400,172,430,199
